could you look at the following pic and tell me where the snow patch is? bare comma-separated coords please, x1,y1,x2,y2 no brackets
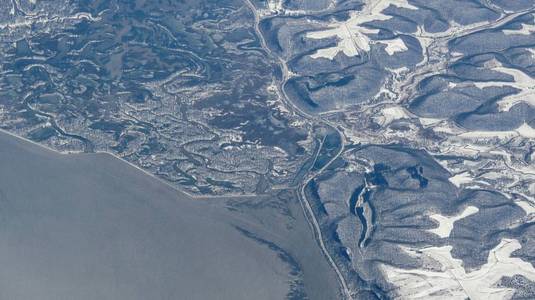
427,206,479,238
448,172,473,188
516,200,535,215
376,106,410,125
382,239,535,299
473,64,535,112
380,37,409,55
458,123,535,140
503,16,535,35
307,0,415,59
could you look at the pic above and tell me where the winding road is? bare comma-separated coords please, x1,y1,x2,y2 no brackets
242,1,353,298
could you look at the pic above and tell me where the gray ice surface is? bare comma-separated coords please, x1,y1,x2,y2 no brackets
0,131,338,300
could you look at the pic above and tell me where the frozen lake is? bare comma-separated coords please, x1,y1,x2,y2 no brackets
0,131,339,300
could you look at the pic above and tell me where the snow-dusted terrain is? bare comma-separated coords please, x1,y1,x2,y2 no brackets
2,0,535,299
